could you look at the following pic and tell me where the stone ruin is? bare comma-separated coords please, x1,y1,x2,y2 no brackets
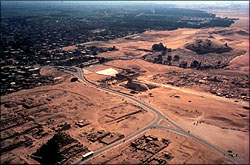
31,132,89,164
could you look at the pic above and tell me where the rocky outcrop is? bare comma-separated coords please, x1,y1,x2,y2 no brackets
126,81,148,92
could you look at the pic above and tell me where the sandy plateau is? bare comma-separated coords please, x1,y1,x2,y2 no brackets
1,9,249,165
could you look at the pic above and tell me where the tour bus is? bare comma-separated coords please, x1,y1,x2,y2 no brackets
82,151,94,160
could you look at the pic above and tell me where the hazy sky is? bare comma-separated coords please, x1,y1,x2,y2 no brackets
2,1,248,8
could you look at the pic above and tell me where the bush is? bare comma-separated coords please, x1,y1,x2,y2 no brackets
152,43,167,51
70,77,78,82
174,55,180,61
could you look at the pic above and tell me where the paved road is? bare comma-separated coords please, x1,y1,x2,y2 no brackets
57,66,242,164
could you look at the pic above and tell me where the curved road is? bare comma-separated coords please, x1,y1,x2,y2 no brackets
58,66,242,164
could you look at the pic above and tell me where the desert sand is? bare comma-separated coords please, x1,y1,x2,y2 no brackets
1,7,249,164
77,23,249,163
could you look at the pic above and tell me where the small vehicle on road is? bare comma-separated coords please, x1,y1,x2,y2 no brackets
82,151,94,160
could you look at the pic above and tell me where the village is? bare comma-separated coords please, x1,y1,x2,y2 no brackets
0,43,118,95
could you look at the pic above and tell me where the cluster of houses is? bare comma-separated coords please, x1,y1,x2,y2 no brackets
0,37,119,95
0,65,55,95
1,16,137,53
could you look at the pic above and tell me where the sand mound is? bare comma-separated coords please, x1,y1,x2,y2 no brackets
209,116,244,128
209,29,249,36
185,39,232,54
